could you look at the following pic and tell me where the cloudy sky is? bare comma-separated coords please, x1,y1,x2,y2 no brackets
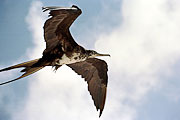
0,0,180,120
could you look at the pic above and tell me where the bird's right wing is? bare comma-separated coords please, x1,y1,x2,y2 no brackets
42,5,82,55
67,58,108,117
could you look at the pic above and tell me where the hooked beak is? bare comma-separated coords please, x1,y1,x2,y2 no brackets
96,53,111,57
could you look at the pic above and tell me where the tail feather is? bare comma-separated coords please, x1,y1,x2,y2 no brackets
0,59,44,86
0,67,44,85
0,59,40,72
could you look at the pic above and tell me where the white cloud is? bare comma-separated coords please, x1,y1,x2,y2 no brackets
11,0,180,120
25,0,47,59
95,0,180,119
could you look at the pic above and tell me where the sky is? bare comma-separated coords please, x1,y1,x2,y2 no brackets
0,0,180,120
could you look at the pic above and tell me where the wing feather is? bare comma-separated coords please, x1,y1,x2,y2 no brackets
43,6,82,55
67,58,108,117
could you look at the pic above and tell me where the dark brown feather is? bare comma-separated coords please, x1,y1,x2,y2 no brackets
67,58,108,117
0,59,40,72
0,67,43,85
43,7,82,55
0,59,43,85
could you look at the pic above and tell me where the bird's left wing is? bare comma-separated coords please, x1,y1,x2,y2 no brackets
67,58,108,117
42,5,82,55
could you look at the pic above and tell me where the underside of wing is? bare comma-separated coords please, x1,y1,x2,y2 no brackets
67,58,108,117
43,5,82,55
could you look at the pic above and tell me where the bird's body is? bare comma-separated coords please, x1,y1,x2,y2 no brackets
57,53,85,65
48,45,87,66
0,5,110,117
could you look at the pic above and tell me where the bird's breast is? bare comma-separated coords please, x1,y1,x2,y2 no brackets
55,53,86,65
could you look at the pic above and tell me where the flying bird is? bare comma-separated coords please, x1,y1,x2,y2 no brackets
0,5,110,117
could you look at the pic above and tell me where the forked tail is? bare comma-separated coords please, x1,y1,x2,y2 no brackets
0,59,44,85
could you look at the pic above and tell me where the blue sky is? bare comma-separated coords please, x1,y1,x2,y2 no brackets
0,0,32,63
0,0,180,120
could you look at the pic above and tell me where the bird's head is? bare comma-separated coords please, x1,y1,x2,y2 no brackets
86,50,110,58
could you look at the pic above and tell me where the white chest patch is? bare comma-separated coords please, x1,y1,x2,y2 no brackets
56,53,86,65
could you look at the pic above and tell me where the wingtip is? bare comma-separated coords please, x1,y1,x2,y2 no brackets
42,6,80,12
42,7,48,12
99,110,103,117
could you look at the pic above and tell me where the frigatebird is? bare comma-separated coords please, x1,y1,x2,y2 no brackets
0,5,110,117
